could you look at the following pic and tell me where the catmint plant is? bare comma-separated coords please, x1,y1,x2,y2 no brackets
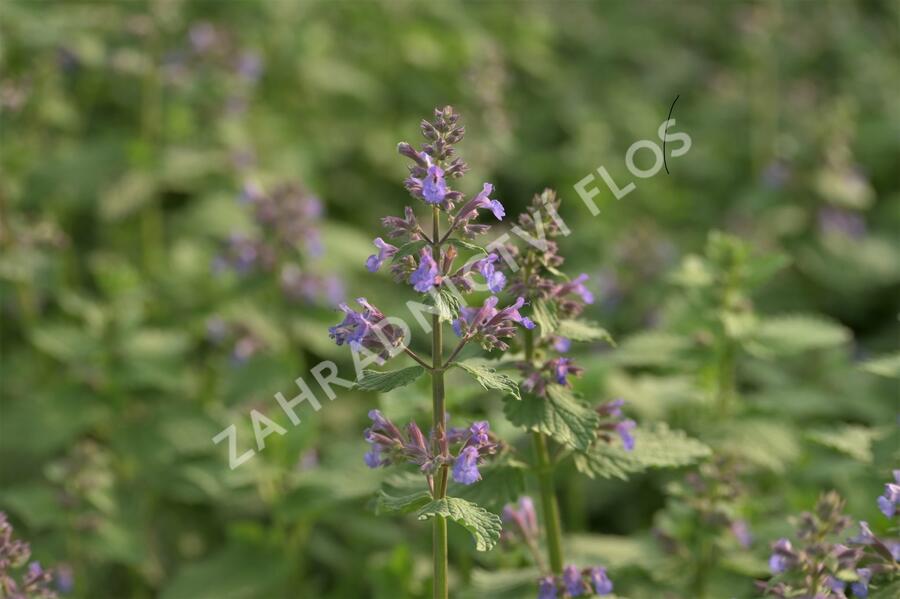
0,513,58,599
490,191,641,596
328,106,533,598
759,490,899,598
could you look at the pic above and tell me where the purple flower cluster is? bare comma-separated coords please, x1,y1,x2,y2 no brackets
760,491,899,599
595,399,637,452
452,296,535,351
364,106,507,298
0,513,58,599
329,298,406,360
520,357,584,397
538,564,613,598
876,470,899,518
502,496,539,543
216,181,342,306
363,411,498,487
205,317,266,364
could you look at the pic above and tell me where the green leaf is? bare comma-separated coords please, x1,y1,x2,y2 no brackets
574,423,711,480
504,385,599,451
455,359,520,400
429,286,463,322
611,332,693,368
558,319,615,345
748,314,850,357
807,425,886,463
355,366,425,392
448,238,487,255
375,489,433,515
416,497,502,552
530,299,559,336
861,351,900,378
391,240,429,262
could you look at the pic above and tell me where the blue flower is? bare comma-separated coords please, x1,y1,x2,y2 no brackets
364,446,382,468
421,158,448,205
851,568,871,597
522,317,536,329
452,446,481,485
454,183,505,225
768,538,793,574
537,576,557,599
615,419,636,452
876,470,899,518
553,358,575,385
410,252,440,293
468,421,490,446
562,565,585,597
366,237,397,272
477,254,506,293
588,567,613,595
552,336,571,352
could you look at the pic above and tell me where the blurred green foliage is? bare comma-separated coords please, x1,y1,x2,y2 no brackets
1,1,898,598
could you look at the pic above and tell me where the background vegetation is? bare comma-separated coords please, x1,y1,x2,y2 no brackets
1,1,898,597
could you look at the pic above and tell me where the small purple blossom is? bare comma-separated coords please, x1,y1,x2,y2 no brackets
538,576,557,599
453,296,534,350
615,419,636,452
502,496,539,541
876,470,899,518
769,538,793,574
562,565,585,597
589,567,613,595
421,159,449,205
476,254,507,293
329,297,405,359
851,567,871,597
454,183,505,226
366,237,398,273
410,251,440,293
552,357,577,385
731,519,752,548
452,446,482,485
552,336,571,353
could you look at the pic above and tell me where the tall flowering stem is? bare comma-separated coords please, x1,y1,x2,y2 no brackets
332,107,527,599
430,205,449,598
525,327,565,575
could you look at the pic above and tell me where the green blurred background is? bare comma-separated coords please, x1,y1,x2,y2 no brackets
1,1,898,598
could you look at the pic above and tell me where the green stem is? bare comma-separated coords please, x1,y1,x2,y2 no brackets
524,328,565,575
431,205,449,599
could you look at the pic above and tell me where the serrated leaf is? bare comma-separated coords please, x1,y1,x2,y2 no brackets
807,425,885,463
455,359,520,400
558,319,615,345
416,497,502,552
861,351,900,378
749,314,850,357
611,331,693,368
711,419,800,473
574,423,710,480
531,299,559,336
375,489,432,515
391,240,429,263
448,238,487,255
355,366,425,392
504,386,599,451
429,286,462,322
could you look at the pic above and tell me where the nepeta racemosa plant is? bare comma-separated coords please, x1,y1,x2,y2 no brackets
493,192,710,597
760,489,899,598
329,107,532,599
0,513,59,599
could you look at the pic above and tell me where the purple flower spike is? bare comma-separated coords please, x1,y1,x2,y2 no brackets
538,576,557,599
452,446,482,485
615,419,636,452
410,251,440,293
366,237,398,273
562,565,585,597
589,567,613,595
